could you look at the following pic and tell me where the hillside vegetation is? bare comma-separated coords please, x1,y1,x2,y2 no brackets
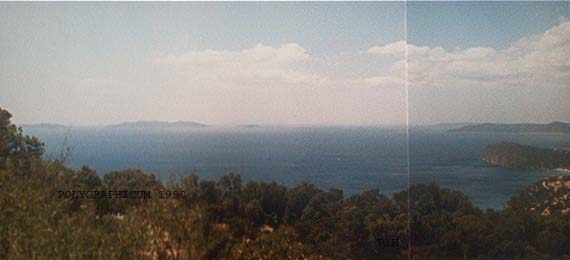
1,107,570,259
483,142,570,170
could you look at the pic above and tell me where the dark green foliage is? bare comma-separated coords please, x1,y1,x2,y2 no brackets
102,169,163,214
0,107,44,172
284,182,320,224
405,183,570,259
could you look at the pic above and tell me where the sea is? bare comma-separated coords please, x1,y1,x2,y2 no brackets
23,125,570,209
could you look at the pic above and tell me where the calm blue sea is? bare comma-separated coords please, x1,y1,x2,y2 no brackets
24,126,569,209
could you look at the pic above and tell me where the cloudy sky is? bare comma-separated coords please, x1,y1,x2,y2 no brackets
0,2,568,126
405,2,570,124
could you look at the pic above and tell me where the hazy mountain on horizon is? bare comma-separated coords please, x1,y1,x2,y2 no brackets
449,121,570,133
20,123,67,129
107,120,207,128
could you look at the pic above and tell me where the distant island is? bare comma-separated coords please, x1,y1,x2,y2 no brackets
239,124,261,128
482,142,570,171
20,123,67,129
450,121,570,133
107,120,207,128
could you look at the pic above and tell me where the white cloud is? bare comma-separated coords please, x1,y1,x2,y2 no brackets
367,41,406,57
368,21,570,89
156,43,323,87
354,76,405,89
157,42,408,91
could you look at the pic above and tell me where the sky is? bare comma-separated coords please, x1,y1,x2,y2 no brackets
405,1,570,124
0,2,568,126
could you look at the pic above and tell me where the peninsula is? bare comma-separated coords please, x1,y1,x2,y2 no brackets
450,121,570,133
482,142,570,170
